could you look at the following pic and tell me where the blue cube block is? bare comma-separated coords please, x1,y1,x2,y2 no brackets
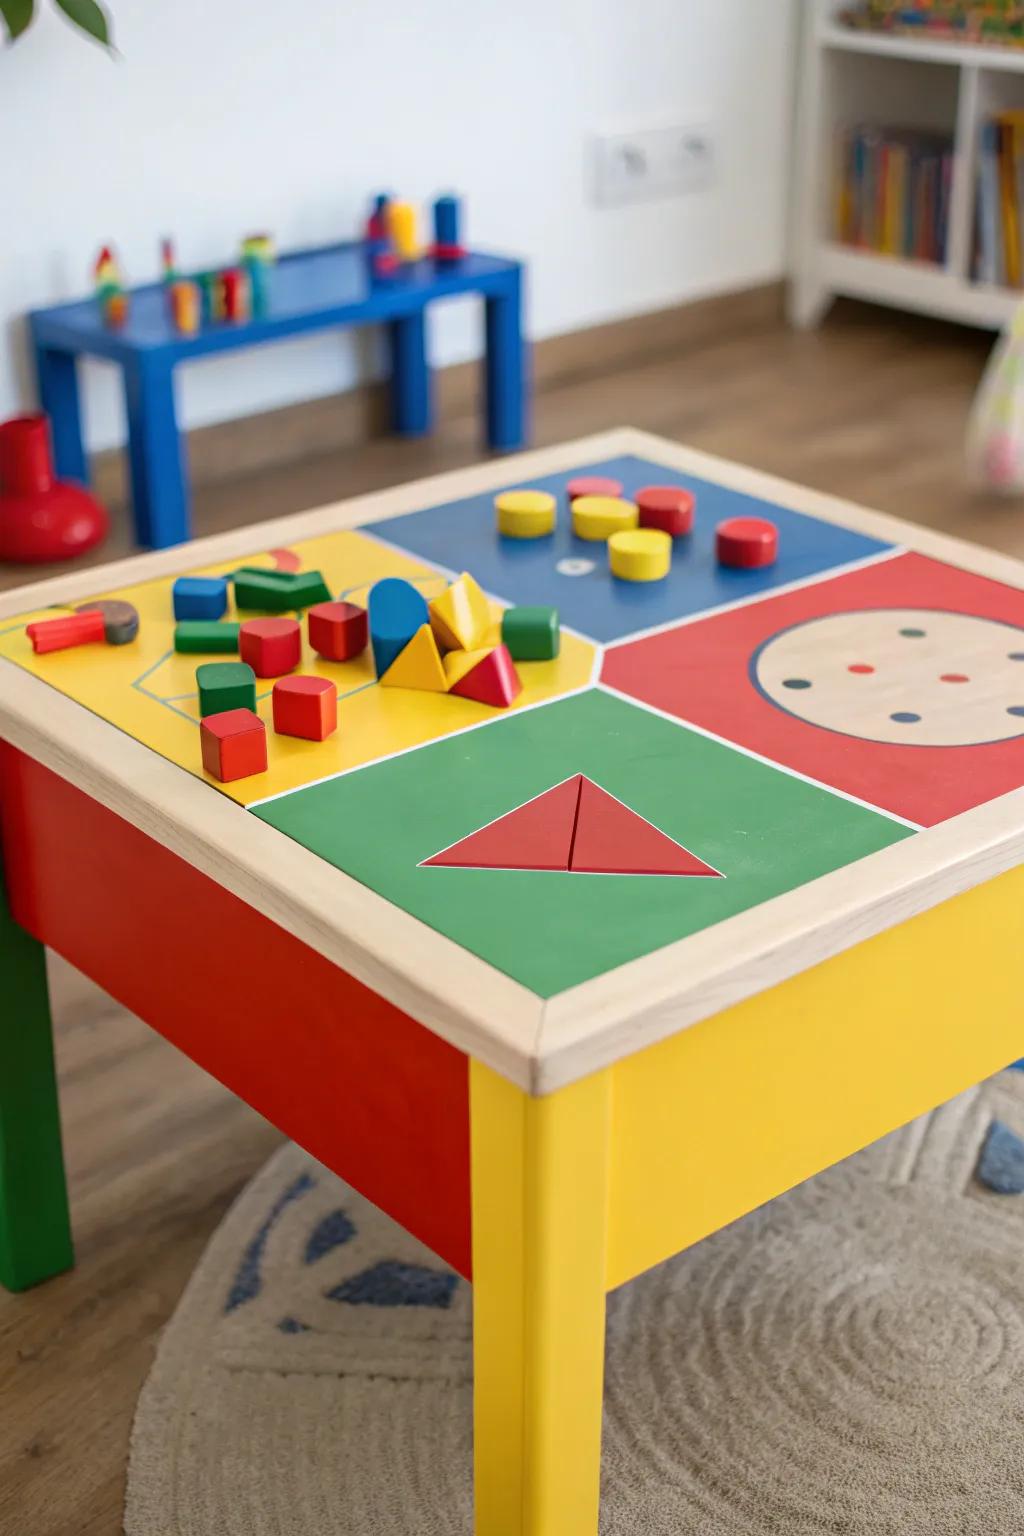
173,576,228,622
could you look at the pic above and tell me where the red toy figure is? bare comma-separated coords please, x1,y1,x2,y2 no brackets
0,414,108,564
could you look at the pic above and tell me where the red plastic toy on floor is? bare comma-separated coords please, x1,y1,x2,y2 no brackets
0,414,108,564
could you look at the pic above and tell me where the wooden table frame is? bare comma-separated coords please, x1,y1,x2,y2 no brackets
2,428,1023,1534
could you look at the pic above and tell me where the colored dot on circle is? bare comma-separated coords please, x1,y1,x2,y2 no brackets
848,663,874,675
1008,706,1024,717
782,678,811,690
940,673,969,683
899,627,926,638
890,711,921,723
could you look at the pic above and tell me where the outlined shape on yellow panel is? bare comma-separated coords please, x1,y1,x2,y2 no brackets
0,529,597,806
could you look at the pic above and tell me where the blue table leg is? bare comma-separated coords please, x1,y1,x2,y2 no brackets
123,357,190,549
484,269,526,451
32,340,88,486
389,311,433,437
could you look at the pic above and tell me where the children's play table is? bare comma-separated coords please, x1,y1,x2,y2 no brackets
28,241,525,550
1,428,1022,1534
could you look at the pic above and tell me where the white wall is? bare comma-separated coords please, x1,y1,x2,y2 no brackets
0,0,796,452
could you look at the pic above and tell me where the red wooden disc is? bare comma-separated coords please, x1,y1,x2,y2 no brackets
715,515,779,568
636,486,695,537
566,475,623,503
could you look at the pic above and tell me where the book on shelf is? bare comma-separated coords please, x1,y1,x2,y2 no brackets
975,110,1024,287
833,125,952,263
839,2,1024,48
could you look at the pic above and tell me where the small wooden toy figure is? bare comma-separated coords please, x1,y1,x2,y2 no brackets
240,233,275,317
94,245,129,328
966,301,1024,492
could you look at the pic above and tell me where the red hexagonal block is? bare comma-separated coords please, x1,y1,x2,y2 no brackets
272,675,338,741
307,600,368,662
200,708,268,782
239,616,302,677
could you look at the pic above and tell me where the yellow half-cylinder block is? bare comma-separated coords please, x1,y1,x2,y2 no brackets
571,495,638,542
495,490,557,539
379,624,447,691
443,646,490,689
608,527,672,582
429,572,492,651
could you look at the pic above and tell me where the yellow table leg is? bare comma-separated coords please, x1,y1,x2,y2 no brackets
470,1061,611,1536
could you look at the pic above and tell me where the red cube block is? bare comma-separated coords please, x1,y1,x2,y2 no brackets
307,600,368,662
272,675,338,741
239,616,302,677
636,485,695,538
200,708,268,782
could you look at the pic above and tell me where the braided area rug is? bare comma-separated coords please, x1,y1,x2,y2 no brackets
125,1068,1024,1535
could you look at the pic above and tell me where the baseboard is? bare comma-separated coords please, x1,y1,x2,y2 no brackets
92,280,783,508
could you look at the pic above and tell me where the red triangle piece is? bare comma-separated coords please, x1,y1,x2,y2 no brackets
449,644,522,708
422,776,582,870
570,778,721,877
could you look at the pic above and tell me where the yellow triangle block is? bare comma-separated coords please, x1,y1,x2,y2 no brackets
443,646,490,690
380,624,447,691
429,572,492,651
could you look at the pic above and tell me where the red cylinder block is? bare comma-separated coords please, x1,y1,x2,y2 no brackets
636,485,695,538
715,515,779,569
0,413,108,564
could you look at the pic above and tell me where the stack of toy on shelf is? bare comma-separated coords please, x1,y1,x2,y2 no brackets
832,125,953,263
839,2,1024,47
363,191,466,279
93,246,129,328
974,110,1024,287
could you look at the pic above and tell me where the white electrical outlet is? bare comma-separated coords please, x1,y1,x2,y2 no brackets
591,123,715,207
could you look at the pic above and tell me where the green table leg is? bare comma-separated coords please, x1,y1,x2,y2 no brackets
0,860,73,1292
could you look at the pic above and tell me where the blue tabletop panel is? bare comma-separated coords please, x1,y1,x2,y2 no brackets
367,455,895,644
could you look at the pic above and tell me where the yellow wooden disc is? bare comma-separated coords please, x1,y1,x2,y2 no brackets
608,527,672,582
495,489,557,539
571,495,639,542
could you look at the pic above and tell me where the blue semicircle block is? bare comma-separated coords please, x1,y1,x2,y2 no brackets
368,577,430,677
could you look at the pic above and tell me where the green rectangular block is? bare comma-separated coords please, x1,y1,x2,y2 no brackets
501,604,560,661
196,660,257,717
174,621,241,654
233,569,331,612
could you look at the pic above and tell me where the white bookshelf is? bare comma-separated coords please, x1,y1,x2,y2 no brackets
790,0,1024,330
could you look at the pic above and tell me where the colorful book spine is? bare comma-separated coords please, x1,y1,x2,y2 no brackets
833,125,953,268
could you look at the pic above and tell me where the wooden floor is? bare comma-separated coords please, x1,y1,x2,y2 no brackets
0,298,1012,1533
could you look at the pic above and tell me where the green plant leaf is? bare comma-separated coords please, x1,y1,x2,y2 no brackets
0,0,35,41
53,0,111,47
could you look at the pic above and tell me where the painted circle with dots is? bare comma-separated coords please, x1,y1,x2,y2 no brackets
752,609,1024,746
556,557,596,577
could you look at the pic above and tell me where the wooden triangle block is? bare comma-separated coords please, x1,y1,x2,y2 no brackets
448,644,522,708
380,624,447,691
570,778,722,876
429,572,492,651
422,776,582,869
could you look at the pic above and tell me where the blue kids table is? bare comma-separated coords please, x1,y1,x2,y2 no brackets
28,241,526,550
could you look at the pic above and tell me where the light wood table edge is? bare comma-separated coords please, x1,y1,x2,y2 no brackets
538,787,1024,1093
618,427,1024,593
0,429,641,621
0,663,544,1089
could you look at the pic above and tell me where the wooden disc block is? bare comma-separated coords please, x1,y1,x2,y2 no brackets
239,617,302,677
571,495,638,542
495,489,556,539
566,475,623,504
715,516,779,568
608,528,672,583
636,486,695,538
75,598,140,645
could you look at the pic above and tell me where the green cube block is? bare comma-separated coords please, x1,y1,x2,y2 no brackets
232,568,332,612
174,621,241,654
196,661,257,717
501,605,560,662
